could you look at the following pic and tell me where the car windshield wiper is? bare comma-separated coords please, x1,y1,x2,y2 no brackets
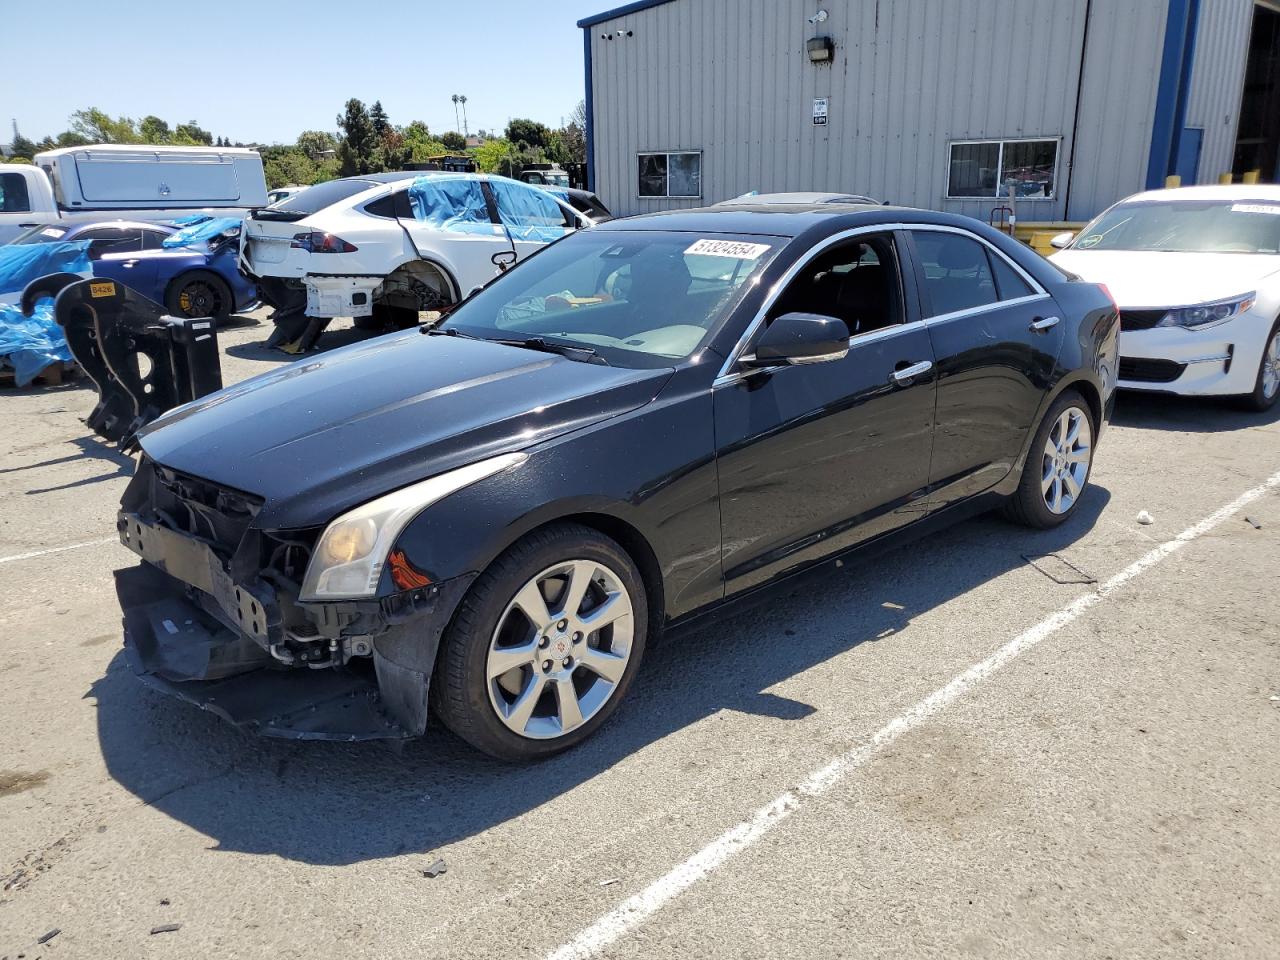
428,328,608,365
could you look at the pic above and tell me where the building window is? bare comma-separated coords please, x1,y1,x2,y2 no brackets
947,138,1058,200
638,151,701,198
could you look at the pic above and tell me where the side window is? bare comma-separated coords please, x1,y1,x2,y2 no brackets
988,250,1035,300
487,179,573,241
0,172,32,213
76,228,142,260
363,193,398,219
769,234,904,339
140,229,170,250
912,232,998,317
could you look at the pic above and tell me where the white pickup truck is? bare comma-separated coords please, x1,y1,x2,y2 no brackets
0,144,268,244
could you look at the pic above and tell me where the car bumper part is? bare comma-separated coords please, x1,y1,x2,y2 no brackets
116,498,474,741
1115,314,1269,396
304,275,381,318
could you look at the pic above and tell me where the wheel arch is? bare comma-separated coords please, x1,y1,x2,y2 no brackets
380,255,460,304
1008,372,1104,484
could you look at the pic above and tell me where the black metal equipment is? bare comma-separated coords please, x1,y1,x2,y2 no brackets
20,274,223,450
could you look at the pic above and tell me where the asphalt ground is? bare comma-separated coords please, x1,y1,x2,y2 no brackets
1,310,1277,959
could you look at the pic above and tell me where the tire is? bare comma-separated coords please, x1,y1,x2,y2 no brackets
432,523,648,761
166,270,233,323
1003,389,1096,529
1238,319,1280,412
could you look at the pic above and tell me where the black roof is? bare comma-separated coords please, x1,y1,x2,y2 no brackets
593,203,971,238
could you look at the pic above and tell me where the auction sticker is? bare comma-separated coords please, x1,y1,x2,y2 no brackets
89,281,116,298
685,238,771,259
1231,203,1280,216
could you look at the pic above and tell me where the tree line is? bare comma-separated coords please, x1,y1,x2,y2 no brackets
4,99,588,190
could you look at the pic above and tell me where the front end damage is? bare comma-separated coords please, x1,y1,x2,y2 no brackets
116,457,473,740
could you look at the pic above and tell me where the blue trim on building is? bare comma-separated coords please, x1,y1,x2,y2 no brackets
578,0,678,29
583,27,595,193
1146,0,1203,188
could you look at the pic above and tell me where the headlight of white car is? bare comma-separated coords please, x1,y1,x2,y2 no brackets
1158,292,1255,329
299,452,527,601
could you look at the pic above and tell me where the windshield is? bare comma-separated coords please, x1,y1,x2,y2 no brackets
439,230,780,368
11,224,70,245
269,178,376,215
1073,199,1280,254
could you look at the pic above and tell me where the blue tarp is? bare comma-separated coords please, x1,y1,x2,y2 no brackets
487,176,571,243
407,175,497,236
162,216,242,248
0,300,71,386
0,241,92,296
168,213,214,227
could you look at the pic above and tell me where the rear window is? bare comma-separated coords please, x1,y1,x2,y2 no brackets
270,179,377,215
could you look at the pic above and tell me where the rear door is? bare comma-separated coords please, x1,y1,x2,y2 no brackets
86,227,163,292
484,178,582,263
714,230,937,595
907,227,1065,509
395,177,514,295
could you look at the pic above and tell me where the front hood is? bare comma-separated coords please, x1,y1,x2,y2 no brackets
138,331,672,528
1050,250,1280,307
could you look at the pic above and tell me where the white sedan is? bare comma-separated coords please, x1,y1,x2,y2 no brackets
1051,185,1280,410
241,172,589,328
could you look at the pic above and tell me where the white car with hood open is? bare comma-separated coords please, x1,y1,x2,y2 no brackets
1050,185,1280,410
240,172,588,329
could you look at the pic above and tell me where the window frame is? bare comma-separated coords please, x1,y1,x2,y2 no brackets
906,226,1049,321
945,137,1061,201
636,150,703,200
0,170,33,213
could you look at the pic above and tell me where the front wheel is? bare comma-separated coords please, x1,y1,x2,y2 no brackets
432,524,648,761
166,270,233,323
1003,390,1095,528
1239,321,1280,412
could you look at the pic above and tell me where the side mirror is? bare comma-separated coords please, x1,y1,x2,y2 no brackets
492,250,518,272
1049,231,1075,250
745,312,849,367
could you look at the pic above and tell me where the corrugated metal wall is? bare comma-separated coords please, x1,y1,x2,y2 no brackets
1184,0,1254,182
587,0,1170,220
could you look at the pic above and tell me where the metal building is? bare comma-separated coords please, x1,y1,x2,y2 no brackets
579,0,1280,221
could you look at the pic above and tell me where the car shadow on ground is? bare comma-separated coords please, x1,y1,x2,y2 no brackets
90,485,1111,867
1111,389,1280,433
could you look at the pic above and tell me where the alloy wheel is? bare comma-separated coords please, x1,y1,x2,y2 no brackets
1041,405,1092,515
1263,329,1280,400
178,280,224,318
486,559,635,740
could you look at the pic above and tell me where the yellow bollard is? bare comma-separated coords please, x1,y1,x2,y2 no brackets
1165,175,1181,188
1243,169,1261,184
1218,172,1234,184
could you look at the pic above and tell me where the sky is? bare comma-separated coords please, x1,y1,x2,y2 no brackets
7,0,611,144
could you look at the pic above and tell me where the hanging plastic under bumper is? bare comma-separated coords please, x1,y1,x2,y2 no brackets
20,274,223,448
117,563,412,741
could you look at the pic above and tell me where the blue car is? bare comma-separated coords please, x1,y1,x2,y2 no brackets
9,219,256,322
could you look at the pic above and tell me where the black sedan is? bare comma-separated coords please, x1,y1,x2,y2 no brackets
116,203,1118,760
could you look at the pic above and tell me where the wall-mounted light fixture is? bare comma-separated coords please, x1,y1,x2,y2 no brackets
807,36,834,63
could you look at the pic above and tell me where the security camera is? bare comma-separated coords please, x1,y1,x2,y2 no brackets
807,9,828,24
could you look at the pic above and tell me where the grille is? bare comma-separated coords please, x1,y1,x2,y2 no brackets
147,460,263,558
1118,357,1187,384
1119,309,1168,331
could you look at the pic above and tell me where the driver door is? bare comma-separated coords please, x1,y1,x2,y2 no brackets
713,231,937,595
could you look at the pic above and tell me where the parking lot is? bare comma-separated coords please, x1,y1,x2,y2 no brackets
0,311,1275,959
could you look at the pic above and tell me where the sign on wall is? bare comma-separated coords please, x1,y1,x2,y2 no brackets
813,97,829,125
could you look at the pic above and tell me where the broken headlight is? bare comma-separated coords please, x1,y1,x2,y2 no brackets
299,453,526,601
1158,292,1255,329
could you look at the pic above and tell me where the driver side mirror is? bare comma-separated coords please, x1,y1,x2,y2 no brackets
492,250,518,272
1049,231,1075,250
744,312,849,368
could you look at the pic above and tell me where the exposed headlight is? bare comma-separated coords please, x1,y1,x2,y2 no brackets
1158,292,1255,329
299,452,526,601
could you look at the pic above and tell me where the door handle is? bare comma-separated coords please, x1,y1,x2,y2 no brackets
1029,315,1061,332
891,360,933,384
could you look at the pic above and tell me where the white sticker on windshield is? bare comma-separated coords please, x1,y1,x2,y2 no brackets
1230,203,1280,216
684,238,771,259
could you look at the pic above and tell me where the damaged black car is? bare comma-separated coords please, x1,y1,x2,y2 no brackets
117,203,1118,760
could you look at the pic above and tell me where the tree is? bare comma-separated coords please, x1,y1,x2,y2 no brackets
504,118,550,153
69,108,140,144
174,121,213,145
369,101,391,139
401,121,446,163
140,115,171,143
440,131,467,151
9,132,36,160
296,130,337,161
336,98,379,175
472,137,530,177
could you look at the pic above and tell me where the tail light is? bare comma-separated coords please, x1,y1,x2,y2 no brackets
291,231,358,253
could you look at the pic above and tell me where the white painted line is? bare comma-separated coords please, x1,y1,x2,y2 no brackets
0,537,117,565
547,469,1280,960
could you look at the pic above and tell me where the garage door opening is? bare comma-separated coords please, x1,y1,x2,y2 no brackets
1233,3,1280,180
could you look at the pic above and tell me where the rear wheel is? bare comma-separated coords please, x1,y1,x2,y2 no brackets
1239,320,1280,412
166,270,233,323
432,524,647,761
1003,390,1095,528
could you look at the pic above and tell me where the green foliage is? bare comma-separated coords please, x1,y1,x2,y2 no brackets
296,130,337,161
1,156,33,164
370,101,391,139
504,118,551,152
69,108,141,144
9,133,36,160
401,121,446,164
139,116,171,143
440,131,467,151
174,121,214,146
336,98,379,175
